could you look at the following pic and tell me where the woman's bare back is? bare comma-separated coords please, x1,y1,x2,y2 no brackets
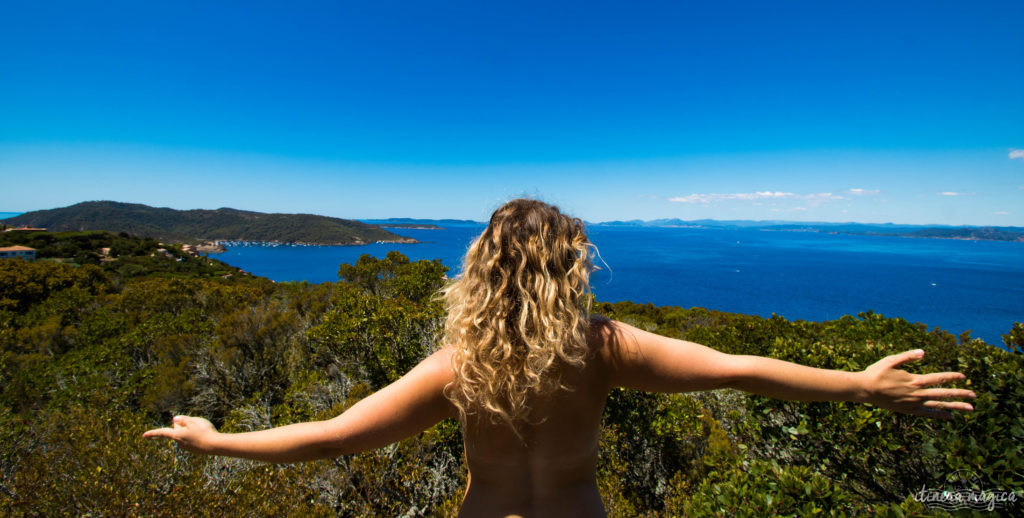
456,318,617,517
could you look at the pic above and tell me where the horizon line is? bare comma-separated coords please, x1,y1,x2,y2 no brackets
1,204,1021,230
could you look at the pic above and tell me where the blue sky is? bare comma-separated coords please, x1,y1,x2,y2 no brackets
1,1,1021,225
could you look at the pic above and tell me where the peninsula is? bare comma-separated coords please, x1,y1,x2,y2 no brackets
0,201,419,245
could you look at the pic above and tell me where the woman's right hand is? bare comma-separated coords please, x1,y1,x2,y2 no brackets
142,415,220,454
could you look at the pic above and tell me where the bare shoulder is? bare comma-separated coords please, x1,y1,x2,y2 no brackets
585,315,649,360
585,315,633,379
356,345,456,416
413,346,457,389
314,345,458,455
586,314,616,343
423,345,456,372
587,315,738,393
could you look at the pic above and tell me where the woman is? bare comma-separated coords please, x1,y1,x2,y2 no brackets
144,198,976,516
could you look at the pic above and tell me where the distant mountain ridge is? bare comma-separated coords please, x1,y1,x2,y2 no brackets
590,218,1024,242
360,218,484,227
4,205,1021,242
0,201,417,245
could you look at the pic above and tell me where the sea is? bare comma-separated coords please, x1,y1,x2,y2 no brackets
3,212,1021,347
214,223,1022,348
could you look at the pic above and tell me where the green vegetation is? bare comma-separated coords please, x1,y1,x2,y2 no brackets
595,303,1022,516
0,236,1020,515
0,229,245,279
2,201,417,245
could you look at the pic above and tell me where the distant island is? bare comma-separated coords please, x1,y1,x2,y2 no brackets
0,201,419,246
360,217,483,228
591,218,1024,242
370,222,444,230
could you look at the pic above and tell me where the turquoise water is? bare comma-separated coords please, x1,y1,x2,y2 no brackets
215,224,1023,348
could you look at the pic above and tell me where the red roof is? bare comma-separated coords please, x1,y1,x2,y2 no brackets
0,246,35,252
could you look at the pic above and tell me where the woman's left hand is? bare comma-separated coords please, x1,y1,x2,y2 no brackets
858,349,976,419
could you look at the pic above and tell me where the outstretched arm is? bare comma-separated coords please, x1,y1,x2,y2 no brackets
727,349,975,418
143,347,457,462
598,319,975,418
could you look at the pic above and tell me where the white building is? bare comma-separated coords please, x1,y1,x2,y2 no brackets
0,246,36,261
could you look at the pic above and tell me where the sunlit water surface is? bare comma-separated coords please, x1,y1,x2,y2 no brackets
214,224,1023,348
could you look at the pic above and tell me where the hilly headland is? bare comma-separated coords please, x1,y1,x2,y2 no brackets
0,201,418,246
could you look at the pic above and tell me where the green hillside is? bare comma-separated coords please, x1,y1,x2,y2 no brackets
0,201,417,245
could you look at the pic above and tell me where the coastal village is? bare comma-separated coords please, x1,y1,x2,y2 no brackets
1,225,225,265
0,226,45,260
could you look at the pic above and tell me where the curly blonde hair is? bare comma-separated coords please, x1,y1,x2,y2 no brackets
441,199,594,429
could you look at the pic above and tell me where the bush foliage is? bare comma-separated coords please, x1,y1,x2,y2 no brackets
0,235,1020,516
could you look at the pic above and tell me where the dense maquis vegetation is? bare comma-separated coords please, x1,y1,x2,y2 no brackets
1,233,1021,516
1,201,417,245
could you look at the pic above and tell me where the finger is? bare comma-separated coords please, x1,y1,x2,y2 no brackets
923,400,974,412
912,387,976,400
914,372,968,387
142,427,176,439
882,349,925,370
172,415,197,429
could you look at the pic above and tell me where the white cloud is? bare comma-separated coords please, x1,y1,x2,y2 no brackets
668,191,793,203
808,192,841,201
993,211,1009,215
668,191,840,204
937,191,973,196
845,188,881,196
1009,149,1024,160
